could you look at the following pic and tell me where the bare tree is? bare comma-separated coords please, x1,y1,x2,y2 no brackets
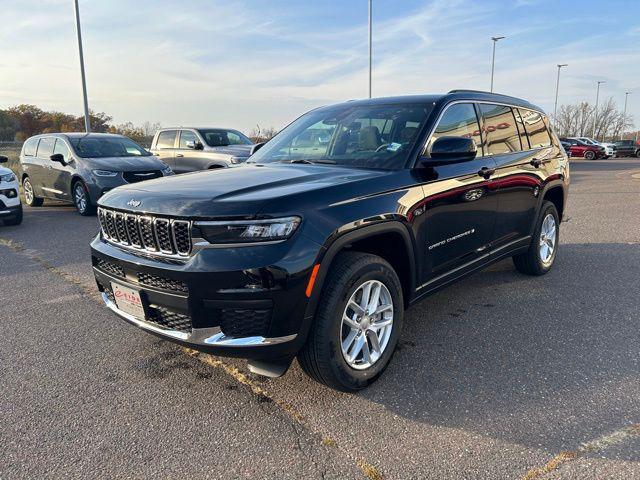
554,98,634,140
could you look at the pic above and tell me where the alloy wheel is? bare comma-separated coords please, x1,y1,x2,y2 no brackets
74,183,87,213
340,279,394,370
539,213,557,265
23,179,34,204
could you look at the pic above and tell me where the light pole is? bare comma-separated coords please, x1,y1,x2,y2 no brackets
553,64,568,131
73,0,91,133
621,91,631,140
490,36,505,92
592,81,605,139
368,0,372,98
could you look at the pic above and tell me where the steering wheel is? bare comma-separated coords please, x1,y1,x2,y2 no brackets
375,143,390,152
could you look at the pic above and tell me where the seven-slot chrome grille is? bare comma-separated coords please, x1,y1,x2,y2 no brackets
98,207,192,257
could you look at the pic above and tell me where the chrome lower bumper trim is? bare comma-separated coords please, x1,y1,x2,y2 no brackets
101,292,297,347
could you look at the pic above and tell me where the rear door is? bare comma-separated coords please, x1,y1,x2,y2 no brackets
34,137,57,198
478,103,541,247
418,102,498,279
20,137,44,194
153,130,178,169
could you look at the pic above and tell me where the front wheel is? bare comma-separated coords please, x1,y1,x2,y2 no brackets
23,177,43,207
298,251,404,392
72,180,96,216
584,150,596,160
513,201,560,276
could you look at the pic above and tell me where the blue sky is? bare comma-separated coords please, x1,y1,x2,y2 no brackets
1,0,638,133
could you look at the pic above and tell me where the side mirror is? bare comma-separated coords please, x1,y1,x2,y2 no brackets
250,142,266,156
0,155,7,163
185,140,204,150
50,153,66,165
422,136,477,165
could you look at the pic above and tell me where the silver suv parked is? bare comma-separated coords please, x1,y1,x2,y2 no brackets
150,128,254,174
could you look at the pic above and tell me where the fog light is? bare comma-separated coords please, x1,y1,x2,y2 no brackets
1,189,17,198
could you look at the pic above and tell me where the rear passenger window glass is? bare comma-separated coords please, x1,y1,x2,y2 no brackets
513,109,530,149
519,109,551,148
23,137,39,156
178,130,198,148
428,103,482,153
36,137,55,158
157,131,177,149
479,104,521,154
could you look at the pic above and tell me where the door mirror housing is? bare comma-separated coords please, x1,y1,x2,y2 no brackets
421,136,477,166
50,153,66,165
185,140,204,150
0,155,7,163
250,142,266,156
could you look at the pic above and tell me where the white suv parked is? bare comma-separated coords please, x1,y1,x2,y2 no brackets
572,137,616,158
0,156,23,225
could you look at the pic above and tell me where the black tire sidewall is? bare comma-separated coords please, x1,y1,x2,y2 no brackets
319,258,404,390
23,177,36,206
73,181,94,215
585,151,595,160
532,202,560,274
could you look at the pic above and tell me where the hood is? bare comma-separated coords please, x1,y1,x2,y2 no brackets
82,155,168,171
204,144,252,158
98,163,387,218
0,165,14,176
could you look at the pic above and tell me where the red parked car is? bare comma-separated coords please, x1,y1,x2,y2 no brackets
560,138,605,160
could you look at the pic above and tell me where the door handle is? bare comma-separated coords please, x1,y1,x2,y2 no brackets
530,158,542,168
477,166,495,179
176,153,184,157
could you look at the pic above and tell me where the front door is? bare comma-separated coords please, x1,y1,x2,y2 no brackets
416,102,498,281
174,130,205,174
46,138,75,201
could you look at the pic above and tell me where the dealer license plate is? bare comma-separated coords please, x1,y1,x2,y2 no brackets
111,283,145,319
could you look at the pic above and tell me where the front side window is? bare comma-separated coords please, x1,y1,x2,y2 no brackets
36,137,55,158
178,130,198,148
157,130,177,149
519,109,551,148
23,137,39,156
427,103,482,153
479,104,521,155
53,139,71,160
249,103,433,169
198,129,252,147
69,136,151,158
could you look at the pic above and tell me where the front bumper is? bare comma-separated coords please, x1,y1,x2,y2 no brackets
91,231,322,360
0,198,21,217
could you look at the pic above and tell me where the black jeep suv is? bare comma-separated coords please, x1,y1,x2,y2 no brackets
91,90,569,391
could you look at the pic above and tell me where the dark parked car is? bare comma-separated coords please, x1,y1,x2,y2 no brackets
91,90,569,391
19,133,173,215
150,128,253,174
559,137,604,160
614,139,640,157
560,140,572,157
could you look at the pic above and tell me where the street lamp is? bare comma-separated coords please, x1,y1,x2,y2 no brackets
592,81,605,139
621,91,631,140
553,64,568,131
490,36,505,92
73,0,91,133
368,0,372,98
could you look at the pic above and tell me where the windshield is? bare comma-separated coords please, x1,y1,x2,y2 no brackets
248,102,433,170
198,129,252,147
69,136,151,158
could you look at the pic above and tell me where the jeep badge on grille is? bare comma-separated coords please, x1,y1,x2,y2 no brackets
127,199,141,207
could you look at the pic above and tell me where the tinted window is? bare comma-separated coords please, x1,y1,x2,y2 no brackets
428,103,482,152
157,130,177,149
36,137,55,158
249,103,433,170
479,104,521,154
178,130,198,148
519,109,551,148
53,139,71,160
199,129,252,147
69,136,151,158
23,137,39,156
513,108,530,149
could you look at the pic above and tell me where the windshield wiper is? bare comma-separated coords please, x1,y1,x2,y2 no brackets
288,159,336,165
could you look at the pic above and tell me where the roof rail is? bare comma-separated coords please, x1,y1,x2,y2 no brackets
447,89,515,98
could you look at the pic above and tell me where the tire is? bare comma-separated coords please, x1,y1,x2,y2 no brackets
298,251,404,392
72,180,96,216
22,176,43,207
635,150,640,158
513,201,560,276
3,204,23,226
584,150,596,160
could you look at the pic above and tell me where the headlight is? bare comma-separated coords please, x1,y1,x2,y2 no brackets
161,166,173,176
229,156,246,164
196,216,301,244
92,170,118,177
0,172,16,183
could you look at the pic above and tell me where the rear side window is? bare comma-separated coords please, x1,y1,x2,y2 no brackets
512,108,530,149
156,130,177,149
36,137,55,158
23,137,39,156
428,103,482,153
478,104,521,154
519,109,551,148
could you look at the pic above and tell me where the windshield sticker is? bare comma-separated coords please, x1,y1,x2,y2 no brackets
387,143,402,152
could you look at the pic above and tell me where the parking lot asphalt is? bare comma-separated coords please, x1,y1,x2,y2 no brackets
1,157,639,479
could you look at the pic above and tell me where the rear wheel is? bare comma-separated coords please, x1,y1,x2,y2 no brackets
72,180,96,216
298,251,404,392
22,176,43,207
584,150,596,160
513,201,559,276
